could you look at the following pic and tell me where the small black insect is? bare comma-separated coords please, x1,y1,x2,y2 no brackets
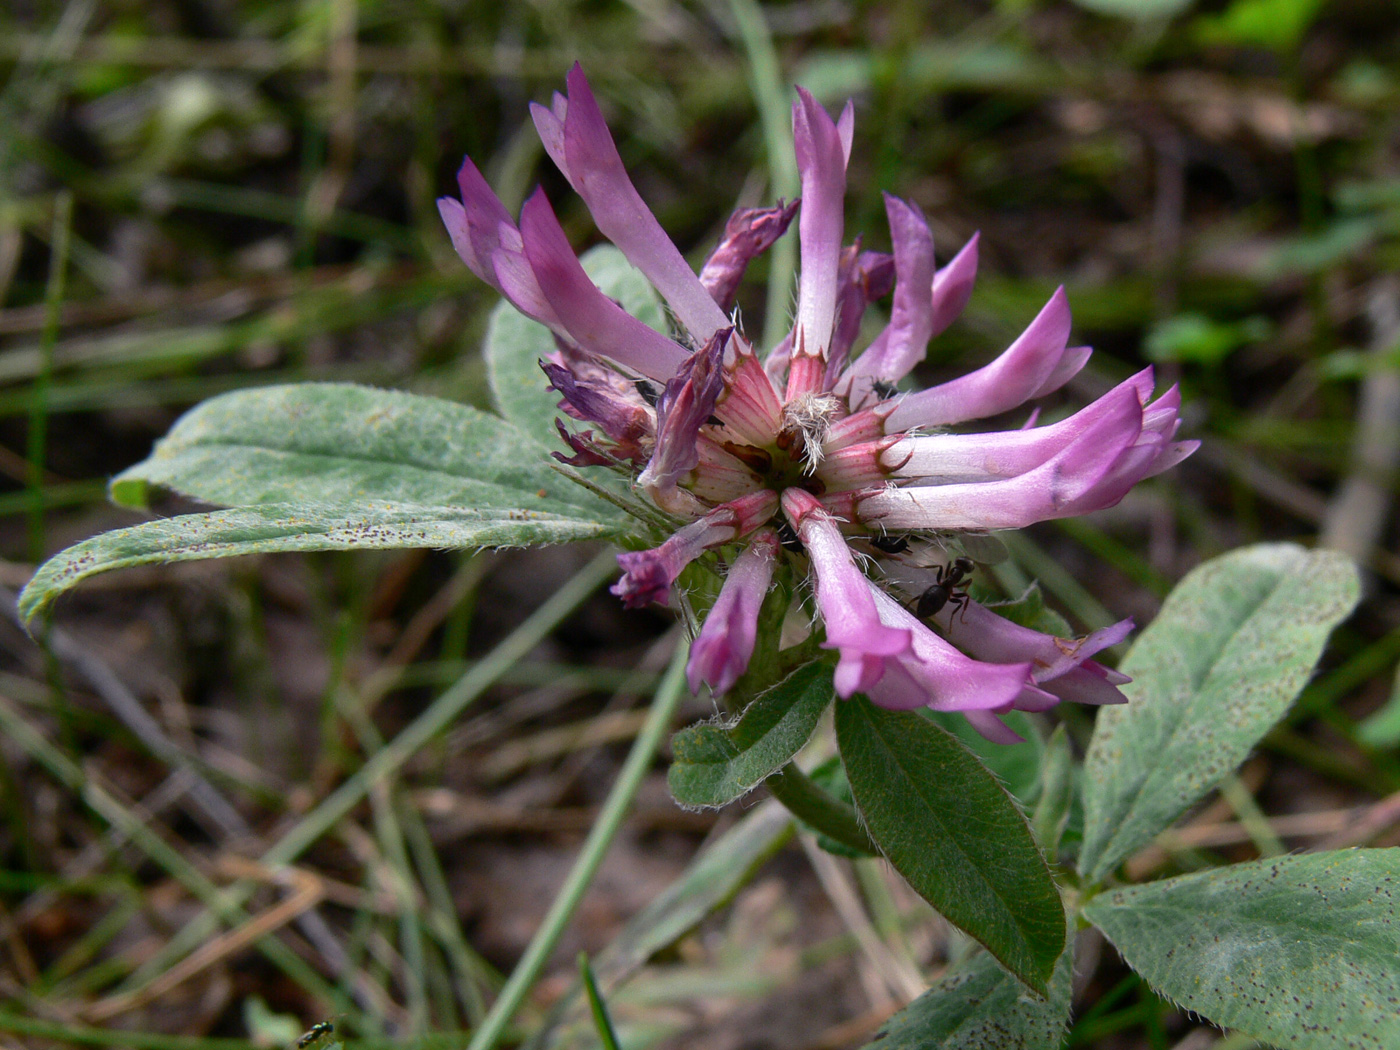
869,533,910,554
914,557,975,621
776,520,805,553
872,379,900,400
633,379,661,406
296,1021,335,1049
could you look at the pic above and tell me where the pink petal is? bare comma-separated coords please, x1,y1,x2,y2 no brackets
612,490,777,608
825,245,896,385
782,488,910,697
840,194,937,401
864,587,1036,712
518,188,689,381
687,530,780,695
885,286,1074,430
883,373,1152,483
857,392,1143,530
791,87,849,375
640,329,732,509
557,65,731,344
937,597,1134,685
928,233,979,339
699,201,800,311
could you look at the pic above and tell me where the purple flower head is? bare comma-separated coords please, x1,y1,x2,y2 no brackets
440,65,1197,733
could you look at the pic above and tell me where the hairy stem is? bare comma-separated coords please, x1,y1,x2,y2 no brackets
766,762,877,856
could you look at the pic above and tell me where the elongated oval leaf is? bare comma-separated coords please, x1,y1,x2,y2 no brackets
668,663,833,809
1080,544,1358,884
864,934,1073,1050
835,696,1064,993
20,501,622,623
1083,849,1400,1050
110,383,621,522
485,245,668,440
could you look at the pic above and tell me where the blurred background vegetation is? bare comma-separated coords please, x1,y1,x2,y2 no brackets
3,0,1400,1047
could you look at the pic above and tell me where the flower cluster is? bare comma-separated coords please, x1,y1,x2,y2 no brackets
440,65,1195,740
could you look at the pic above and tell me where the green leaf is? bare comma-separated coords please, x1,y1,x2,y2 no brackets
924,709,1045,808
668,663,833,809
1031,725,1074,859
1080,544,1358,884
1193,0,1327,52
1083,849,1400,1050
835,696,1065,993
1358,665,1400,748
1144,312,1271,366
484,245,667,440
863,934,1074,1050
20,501,621,623
110,383,620,522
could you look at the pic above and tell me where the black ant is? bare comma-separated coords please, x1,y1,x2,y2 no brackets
776,520,805,553
296,1022,335,1049
913,557,975,621
869,533,910,554
872,379,900,400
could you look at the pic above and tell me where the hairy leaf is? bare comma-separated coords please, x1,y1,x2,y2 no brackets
836,697,1064,993
1080,544,1358,883
1084,850,1400,1050
668,663,833,809
110,383,620,522
21,501,621,623
864,935,1073,1050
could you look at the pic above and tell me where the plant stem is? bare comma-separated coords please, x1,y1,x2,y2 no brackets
465,637,691,1050
766,762,877,856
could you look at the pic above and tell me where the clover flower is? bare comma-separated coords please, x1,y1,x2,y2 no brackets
440,65,1196,739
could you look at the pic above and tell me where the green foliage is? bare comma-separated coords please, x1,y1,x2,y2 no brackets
924,709,1046,808
835,697,1065,994
24,239,672,625
1079,544,1359,884
109,383,615,521
20,381,635,622
1084,850,1400,1050
1144,311,1271,366
1193,0,1328,52
19,501,621,622
1031,725,1074,858
668,663,833,809
577,954,622,1050
1358,665,1400,748
485,245,666,440
862,935,1074,1050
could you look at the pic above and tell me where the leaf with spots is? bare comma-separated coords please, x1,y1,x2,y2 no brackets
1079,544,1358,884
835,696,1065,994
485,244,669,441
861,933,1073,1050
20,500,625,623
108,382,627,523
1084,849,1400,1050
